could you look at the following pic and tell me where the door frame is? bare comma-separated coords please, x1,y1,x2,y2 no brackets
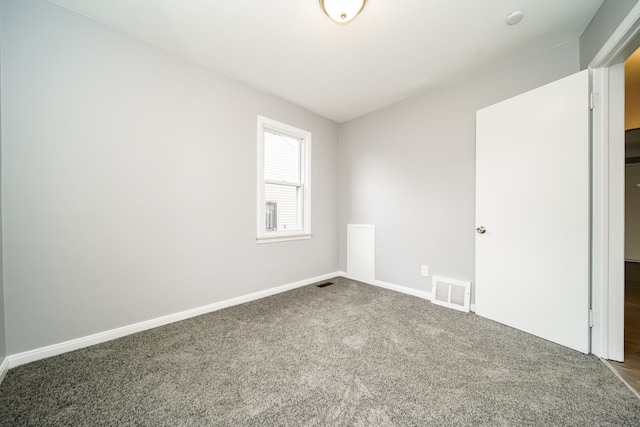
590,2,640,360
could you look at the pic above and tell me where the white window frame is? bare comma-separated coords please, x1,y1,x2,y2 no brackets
256,115,312,243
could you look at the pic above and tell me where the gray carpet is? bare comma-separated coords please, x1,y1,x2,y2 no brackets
1,277,639,426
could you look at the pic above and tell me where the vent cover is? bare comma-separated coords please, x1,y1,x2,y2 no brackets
316,282,334,288
430,276,471,312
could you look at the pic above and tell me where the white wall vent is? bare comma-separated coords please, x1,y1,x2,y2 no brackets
430,276,471,313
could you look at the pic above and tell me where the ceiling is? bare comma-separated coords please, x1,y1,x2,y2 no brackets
48,0,604,123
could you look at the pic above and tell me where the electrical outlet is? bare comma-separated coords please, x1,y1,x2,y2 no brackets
421,265,429,277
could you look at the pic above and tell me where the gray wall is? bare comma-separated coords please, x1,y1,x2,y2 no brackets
338,40,581,299
580,0,640,68
1,0,339,354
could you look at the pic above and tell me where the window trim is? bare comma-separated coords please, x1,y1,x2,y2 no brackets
256,116,312,243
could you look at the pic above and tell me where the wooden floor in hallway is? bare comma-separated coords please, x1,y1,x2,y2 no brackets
609,262,640,394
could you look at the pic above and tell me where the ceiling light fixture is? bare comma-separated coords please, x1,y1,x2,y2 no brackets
320,0,366,24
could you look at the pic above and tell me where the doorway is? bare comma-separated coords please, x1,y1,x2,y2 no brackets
608,48,640,391
590,2,640,363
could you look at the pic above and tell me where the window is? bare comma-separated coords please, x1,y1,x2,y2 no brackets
257,116,311,243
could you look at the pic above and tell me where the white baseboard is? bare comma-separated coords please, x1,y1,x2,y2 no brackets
4,270,476,375
6,271,341,370
374,279,432,300
0,357,8,385
338,271,476,312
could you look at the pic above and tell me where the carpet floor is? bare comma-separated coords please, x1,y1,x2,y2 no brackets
1,277,639,426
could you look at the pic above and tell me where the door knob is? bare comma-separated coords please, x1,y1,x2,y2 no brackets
476,226,487,234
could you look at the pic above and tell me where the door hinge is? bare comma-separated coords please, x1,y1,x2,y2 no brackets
589,310,595,327
589,92,597,110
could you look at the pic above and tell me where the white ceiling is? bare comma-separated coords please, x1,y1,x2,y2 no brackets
48,0,604,123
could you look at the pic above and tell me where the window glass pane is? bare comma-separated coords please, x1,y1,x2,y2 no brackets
265,183,299,232
264,131,300,183
265,201,277,231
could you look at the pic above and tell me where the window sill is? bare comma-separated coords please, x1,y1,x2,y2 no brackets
256,233,312,244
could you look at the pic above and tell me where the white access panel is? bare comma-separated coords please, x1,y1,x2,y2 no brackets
475,70,590,354
347,224,375,284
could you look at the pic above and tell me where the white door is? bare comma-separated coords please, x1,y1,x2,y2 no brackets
475,70,590,354
347,224,375,284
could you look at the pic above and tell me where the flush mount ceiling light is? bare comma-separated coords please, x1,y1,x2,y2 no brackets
320,0,366,24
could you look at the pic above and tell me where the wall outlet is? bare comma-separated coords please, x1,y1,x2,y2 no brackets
421,265,429,277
